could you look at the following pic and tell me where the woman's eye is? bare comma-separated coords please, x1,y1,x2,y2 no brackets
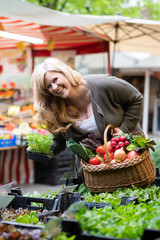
47,84,52,89
53,77,58,83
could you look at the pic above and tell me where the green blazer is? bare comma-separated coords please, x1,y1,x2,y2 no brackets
52,74,143,154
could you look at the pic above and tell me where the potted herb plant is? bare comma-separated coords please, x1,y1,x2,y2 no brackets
26,132,54,163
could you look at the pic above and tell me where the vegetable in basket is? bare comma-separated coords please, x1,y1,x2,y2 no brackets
87,132,156,165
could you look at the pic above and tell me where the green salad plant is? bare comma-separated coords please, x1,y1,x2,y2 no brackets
26,132,54,156
75,200,160,240
77,184,160,207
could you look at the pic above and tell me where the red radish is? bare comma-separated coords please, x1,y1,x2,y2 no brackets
109,146,114,152
118,141,125,148
114,138,120,143
119,135,127,141
111,141,117,147
114,148,127,162
127,150,139,159
114,145,120,151
111,137,116,142
124,140,130,146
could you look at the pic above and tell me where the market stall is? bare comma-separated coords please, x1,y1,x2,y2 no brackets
0,0,111,185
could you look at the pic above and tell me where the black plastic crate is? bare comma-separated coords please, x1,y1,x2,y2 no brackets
81,233,128,240
61,219,129,240
151,167,160,187
7,194,59,211
119,196,150,206
142,228,160,240
34,165,74,185
37,209,60,223
34,149,75,185
66,176,84,188
1,221,44,229
56,192,82,213
57,148,75,168
85,202,111,210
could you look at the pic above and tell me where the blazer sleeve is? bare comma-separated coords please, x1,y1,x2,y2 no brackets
50,133,66,156
106,75,143,133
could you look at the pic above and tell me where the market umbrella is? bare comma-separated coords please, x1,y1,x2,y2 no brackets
83,18,160,68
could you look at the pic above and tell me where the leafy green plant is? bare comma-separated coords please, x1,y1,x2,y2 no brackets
77,184,160,207
16,211,40,225
75,200,160,240
26,133,54,156
126,134,156,152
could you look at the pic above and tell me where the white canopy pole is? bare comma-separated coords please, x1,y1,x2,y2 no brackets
142,70,150,135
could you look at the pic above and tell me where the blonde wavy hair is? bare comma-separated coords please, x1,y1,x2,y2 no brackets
30,57,83,134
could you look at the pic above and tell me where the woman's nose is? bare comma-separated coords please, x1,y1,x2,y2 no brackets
51,83,58,90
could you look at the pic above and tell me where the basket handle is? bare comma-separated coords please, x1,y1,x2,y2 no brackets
103,124,115,168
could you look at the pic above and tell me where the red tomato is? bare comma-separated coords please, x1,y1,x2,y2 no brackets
99,162,108,165
103,154,107,162
108,152,114,160
96,145,105,156
89,157,100,165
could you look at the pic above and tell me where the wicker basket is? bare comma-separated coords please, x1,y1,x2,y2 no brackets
81,124,156,193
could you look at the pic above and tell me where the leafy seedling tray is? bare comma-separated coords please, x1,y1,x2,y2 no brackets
61,219,130,240
62,218,160,240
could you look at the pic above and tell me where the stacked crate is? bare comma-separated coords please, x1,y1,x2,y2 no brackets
34,148,75,185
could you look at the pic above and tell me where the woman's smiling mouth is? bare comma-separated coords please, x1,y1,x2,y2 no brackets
55,86,64,95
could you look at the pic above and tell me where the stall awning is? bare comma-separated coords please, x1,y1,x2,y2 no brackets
0,16,108,54
0,0,129,53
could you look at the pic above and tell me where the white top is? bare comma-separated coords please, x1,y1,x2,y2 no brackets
77,115,101,139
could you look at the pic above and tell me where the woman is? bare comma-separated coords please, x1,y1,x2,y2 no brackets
30,57,143,181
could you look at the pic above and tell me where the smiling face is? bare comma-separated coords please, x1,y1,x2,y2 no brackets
44,71,73,99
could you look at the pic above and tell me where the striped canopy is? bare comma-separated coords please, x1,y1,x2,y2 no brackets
0,16,108,54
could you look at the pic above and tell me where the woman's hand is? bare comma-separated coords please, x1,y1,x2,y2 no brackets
112,127,123,136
